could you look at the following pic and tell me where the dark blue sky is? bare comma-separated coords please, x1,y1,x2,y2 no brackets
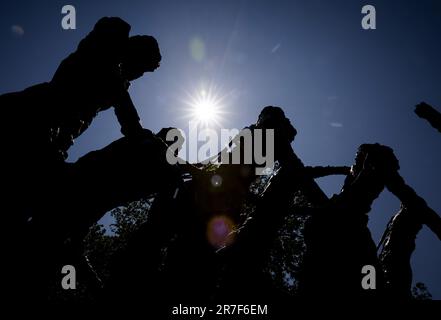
1,0,440,298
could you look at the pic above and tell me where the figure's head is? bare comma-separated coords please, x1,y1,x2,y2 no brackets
256,106,297,143
351,143,400,178
122,35,161,81
340,143,400,204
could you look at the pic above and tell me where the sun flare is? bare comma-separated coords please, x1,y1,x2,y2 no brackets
184,86,226,127
192,96,218,123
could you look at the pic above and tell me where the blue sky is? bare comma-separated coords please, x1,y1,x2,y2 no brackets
1,0,440,298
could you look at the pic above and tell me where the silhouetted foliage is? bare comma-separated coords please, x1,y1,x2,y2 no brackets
83,199,152,283
83,223,116,283
412,282,433,300
110,199,152,243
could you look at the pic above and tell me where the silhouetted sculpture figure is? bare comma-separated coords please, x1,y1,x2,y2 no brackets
207,106,348,224
50,17,161,159
1,17,168,303
299,143,440,299
379,172,441,298
212,106,348,303
299,143,400,298
1,17,161,230
415,102,441,134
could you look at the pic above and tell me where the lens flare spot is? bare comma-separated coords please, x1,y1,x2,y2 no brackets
210,174,223,187
11,25,24,37
207,215,235,249
189,37,206,62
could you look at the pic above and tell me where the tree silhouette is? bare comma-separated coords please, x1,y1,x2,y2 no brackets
83,198,152,285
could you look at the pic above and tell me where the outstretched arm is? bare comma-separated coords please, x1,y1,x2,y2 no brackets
304,166,350,179
114,90,144,137
386,172,441,241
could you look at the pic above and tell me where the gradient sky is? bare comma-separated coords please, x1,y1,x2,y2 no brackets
1,0,440,298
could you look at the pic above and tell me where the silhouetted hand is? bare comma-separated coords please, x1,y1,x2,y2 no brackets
415,101,441,133
415,102,433,119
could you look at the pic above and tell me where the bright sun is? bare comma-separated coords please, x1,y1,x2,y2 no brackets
186,88,224,126
192,91,218,123
183,87,228,127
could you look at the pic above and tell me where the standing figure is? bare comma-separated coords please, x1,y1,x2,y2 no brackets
300,144,400,298
379,171,441,298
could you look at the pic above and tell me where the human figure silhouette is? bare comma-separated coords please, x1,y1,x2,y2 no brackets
1,17,161,166
1,17,162,228
298,143,440,299
50,17,161,159
1,17,164,303
379,171,441,298
210,106,349,302
299,144,397,298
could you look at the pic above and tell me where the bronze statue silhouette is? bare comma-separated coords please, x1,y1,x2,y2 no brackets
1,17,168,303
2,17,160,165
50,17,161,159
299,143,441,298
379,171,441,298
299,144,398,298
1,14,440,305
1,17,162,231
213,107,349,302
